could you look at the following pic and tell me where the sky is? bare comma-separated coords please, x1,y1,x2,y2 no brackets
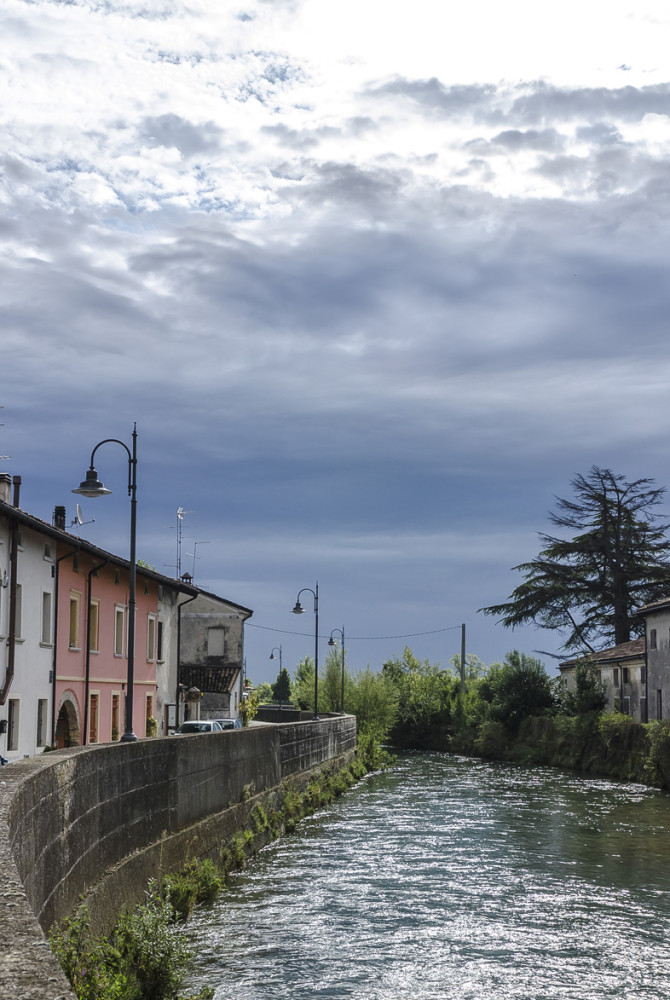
3,0,670,684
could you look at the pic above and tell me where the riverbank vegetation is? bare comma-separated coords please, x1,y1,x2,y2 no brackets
50,750,374,1000
262,642,670,790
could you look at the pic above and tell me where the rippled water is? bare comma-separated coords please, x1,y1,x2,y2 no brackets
183,754,670,999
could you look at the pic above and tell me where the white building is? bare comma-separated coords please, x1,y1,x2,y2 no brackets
0,474,57,762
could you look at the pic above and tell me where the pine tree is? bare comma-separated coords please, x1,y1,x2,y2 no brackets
480,467,670,652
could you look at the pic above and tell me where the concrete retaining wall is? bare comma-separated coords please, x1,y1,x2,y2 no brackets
0,716,357,1000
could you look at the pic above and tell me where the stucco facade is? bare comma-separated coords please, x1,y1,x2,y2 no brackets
639,597,670,722
559,639,646,721
179,589,252,721
0,475,57,762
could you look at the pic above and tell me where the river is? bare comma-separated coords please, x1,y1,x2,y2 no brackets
182,753,670,999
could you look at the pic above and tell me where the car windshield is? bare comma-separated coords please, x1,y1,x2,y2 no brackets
179,722,212,733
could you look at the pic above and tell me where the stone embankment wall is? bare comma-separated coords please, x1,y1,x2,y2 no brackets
0,716,357,1000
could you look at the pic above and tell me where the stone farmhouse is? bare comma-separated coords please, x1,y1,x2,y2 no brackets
0,472,252,763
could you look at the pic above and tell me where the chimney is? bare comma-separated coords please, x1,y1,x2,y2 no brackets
0,473,10,505
53,505,67,531
12,475,21,508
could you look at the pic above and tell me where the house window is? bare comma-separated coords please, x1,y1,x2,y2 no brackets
7,698,19,751
147,615,157,661
622,667,630,684
157,620,164,662
114,569,120,585
115,607,125,657
641,667,647,685
650,629,657,650
623,696,631,716
207,627,225,657
641,697,648,723
89,693,99,744
613,668,619,686
43,543,53,560
69,593,81,648
37,699,48,747
41,591,52,645
111,694,120,741
657,689,663,720
14,584,22,639
89,600,100,652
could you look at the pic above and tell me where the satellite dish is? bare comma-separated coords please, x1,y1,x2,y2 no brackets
70,503,95,528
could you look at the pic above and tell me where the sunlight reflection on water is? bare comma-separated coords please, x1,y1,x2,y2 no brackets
182,754,670,1000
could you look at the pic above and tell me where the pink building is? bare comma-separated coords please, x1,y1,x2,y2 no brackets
52,516,196,747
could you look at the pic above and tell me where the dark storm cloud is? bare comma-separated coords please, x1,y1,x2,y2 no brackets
510,82,670,124
139,115,225,156
490,129,565,152
366,77,496,116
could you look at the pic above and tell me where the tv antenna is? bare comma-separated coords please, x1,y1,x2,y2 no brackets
186,540,210,583
70,503,95,529
165,506,195,576
0,405,10,461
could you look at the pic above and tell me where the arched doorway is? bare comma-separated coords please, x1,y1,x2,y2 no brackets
55,696,80,748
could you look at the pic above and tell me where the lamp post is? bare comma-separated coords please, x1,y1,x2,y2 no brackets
328,627,346,714
291,583,319,720
73,423,138,742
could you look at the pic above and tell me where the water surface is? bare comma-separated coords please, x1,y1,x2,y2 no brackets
183,753,670,999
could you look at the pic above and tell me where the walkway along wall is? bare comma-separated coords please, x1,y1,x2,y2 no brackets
0,716,357,1000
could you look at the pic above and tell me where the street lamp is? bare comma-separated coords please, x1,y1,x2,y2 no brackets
269,646,282,670
291,583,319,720
73,423,138,742
328,626,346,714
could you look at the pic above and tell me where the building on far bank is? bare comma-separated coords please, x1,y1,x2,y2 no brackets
559,638,646,721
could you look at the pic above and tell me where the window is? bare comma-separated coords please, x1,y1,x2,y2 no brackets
650,629,657,650
69,593,81,648
89,600,100,652
114,569,120,586
623,696,631,716
641,697,648,723
89,693,99,744
147,615,157,661
37,699,48,747
43,543,53,561
14,583,22,639
657,689,663,720
41,591,52,645
207,627,225,657
613,668,619,686
641,667,647,685
111,694,120,741
7,699,19,751
114,607,125,656
157,620,164,662
622,667,630,684
145,694,154,737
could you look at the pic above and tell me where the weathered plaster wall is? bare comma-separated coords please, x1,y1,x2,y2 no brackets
0,716,357,1000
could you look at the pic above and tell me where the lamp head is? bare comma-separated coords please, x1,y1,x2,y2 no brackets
291,600,305,615
72,467,112,498
328,637,336,646
269,652,276,659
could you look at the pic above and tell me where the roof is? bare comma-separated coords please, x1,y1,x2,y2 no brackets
637,595,670,615
559,637,645,669
0,498,198,595
184,586,253,619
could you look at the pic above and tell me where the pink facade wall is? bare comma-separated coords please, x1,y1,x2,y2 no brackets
55,553,159,745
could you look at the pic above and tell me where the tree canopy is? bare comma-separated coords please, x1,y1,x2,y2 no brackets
480,467,670,652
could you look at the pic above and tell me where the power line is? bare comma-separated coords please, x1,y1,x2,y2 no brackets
247,622,463,640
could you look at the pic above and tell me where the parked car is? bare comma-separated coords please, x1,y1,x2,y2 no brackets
212,718,242,730
175,720,223,734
